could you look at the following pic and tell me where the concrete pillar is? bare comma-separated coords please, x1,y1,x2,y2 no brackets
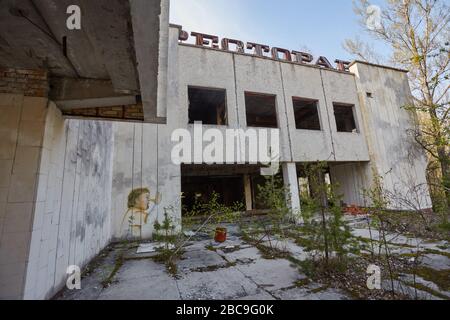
0,93,48,299
282,163,302,223
243,175,253,211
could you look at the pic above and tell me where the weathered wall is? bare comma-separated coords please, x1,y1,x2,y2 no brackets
111,26,181,240
177,44,370,163
22,104,114,300
348,62,432,210
0,92,114,299
329,162,370,206
111,123,181,240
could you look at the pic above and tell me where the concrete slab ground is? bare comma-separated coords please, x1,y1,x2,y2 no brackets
421,254,450,271
219,246,261,264
178,249,228,273
235,258,304,292
99,275,180,300
57,236,319,300
273,286,349,300
176,268,261,300
56,224,450,300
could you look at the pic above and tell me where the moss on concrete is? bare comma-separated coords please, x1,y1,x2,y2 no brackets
413,267,450,292
401,281,450,300
101,254,124,288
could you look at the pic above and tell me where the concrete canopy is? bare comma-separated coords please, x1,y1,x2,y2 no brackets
0,0,169,123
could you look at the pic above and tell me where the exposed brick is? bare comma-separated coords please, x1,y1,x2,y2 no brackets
0,67,19,74
14,78,28,84
4,77,17,83
0,68,48,97
0,87,22,94
27,79,45,85
26,74,47,80
25,88,47,97
28,84,47,90
15,69,47,77
11,83,27,90
4,72,23,78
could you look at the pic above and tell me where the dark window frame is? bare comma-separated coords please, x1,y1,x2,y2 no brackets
188,86,228,126
244,91,279,128
333,102,358,133
292,97,322,131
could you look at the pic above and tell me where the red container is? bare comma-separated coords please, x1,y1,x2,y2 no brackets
214,227,227,243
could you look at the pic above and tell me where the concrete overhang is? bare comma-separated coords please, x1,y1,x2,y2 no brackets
0,0,169,123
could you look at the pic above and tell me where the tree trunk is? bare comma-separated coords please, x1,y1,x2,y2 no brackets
437,146,450,212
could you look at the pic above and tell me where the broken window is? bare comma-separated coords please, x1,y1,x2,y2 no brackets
292,98,321,130
245,92,278,128
188,87,227,125
333,103,357,133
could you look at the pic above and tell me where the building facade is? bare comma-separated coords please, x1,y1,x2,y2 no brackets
0,5,431,299
109,25,432,241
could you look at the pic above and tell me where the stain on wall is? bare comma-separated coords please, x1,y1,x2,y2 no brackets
23,103,115,299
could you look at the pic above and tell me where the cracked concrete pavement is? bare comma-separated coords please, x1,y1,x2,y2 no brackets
56,223,450,300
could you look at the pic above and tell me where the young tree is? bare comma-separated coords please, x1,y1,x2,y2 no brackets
300,162,358,267
344,0,450,212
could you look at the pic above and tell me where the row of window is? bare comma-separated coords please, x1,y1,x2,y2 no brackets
188,87,358,133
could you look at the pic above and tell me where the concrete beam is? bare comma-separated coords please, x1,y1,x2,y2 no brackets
1,0,168,122
49,77,137,110
81,0,140,93
1,0,147,94
56,96,137,111
0,0,76,76
130,0,168,121
31,0,109,79
50,78,123,100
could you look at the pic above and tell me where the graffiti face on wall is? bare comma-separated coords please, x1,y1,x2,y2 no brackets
121,188,162,239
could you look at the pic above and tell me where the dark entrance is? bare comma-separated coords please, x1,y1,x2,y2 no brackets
182,175,245,215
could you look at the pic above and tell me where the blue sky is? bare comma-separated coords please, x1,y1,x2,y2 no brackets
170,0,391,62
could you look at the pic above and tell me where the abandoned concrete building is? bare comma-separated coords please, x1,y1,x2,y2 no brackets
0,0,432,300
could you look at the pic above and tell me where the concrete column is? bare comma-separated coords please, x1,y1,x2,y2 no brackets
0,93,48,299
282,163,302,223
243,175,253,211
